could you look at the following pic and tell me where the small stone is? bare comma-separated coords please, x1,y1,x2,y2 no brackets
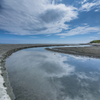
1,73,3,76
3,82,6,87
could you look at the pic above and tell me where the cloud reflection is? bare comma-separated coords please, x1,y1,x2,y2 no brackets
6,48,100,100
7,50,75,77
6,49,75,100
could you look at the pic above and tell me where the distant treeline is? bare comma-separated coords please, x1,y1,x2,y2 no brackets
90,40,100,43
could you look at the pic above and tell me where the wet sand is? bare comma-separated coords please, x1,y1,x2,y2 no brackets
46,43,100,58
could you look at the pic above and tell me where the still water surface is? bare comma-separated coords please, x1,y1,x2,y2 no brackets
5,47,100,100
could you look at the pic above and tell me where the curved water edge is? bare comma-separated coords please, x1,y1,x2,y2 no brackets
0,43,98,100
0,48,26,100
0,44,68,100
0,47,36,100
4,46,100,100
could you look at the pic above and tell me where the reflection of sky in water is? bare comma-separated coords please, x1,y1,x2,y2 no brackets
5,47,100,100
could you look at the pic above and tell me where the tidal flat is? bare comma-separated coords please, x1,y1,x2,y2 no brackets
0,43,100,100
5,47,100,100
46,43,100,58
0,44,68,100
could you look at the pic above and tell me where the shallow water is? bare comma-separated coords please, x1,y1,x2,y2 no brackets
5,47,100,100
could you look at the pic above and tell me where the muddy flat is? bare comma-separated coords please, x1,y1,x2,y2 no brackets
46,44,100,58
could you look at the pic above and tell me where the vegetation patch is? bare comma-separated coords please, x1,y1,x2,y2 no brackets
90,40,100,43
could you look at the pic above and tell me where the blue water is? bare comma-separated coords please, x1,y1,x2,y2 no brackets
5,47,100,100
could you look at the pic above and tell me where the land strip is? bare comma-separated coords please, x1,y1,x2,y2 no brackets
46,44,100,58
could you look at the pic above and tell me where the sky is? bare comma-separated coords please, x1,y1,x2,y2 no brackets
0,0,100,44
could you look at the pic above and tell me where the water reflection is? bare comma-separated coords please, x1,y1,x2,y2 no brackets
5,47,100,100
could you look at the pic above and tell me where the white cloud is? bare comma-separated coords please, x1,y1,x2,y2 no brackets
81,0,87,4
80,1,100,12
57,26,100,36
95,9,99,12
0,0,78,35
80,2,96,11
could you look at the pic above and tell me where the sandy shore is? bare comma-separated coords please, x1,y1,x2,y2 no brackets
46,43,100,58
0,44,68,100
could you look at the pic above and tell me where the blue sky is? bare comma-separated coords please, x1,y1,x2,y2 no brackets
0,0,100,44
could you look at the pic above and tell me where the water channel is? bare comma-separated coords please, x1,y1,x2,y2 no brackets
5,47,100,100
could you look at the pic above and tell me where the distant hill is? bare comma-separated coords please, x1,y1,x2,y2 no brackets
90,40,100,43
